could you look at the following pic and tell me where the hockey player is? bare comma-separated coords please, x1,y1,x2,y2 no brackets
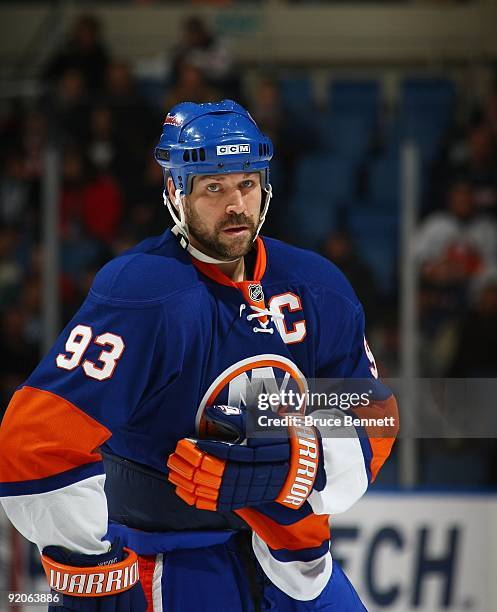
0,100,398,610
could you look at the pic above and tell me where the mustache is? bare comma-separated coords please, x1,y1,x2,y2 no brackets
218,214,255,229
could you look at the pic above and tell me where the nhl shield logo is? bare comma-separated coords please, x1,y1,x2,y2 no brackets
248,283,264,302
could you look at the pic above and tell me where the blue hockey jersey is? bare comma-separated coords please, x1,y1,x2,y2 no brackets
0,229,398,601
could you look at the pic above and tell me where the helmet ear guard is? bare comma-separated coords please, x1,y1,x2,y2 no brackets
155,100,273,250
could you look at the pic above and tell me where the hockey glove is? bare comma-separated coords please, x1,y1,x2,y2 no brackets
41,538,147,612
167,405,322,512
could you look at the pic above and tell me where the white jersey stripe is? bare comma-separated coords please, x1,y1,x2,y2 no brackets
152,553,164,611
251,531,332,601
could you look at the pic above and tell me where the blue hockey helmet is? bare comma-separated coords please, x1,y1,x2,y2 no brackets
154,100,273,254
155,99,273,194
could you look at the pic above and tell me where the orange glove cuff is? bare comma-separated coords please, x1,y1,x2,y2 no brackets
41,547,139,597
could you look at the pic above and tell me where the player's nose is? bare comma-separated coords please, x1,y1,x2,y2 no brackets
225,189,247,214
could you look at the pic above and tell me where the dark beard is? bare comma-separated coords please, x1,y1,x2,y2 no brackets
186,208,258,260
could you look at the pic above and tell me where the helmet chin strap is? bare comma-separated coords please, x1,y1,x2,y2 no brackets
256,183,272,238
163,182,273,265
164,189,239,264
171,225,240,264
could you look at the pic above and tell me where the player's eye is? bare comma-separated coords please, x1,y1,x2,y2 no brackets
206,183,221,192
240,180,254,189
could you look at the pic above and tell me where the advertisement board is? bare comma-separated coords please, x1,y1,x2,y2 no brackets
332,494,497,611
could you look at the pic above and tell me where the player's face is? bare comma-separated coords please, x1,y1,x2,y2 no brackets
185,172,262,260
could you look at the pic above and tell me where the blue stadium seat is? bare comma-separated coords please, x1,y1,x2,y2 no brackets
328,79,380,127
321,115,372,162
422,451,489,487
294,155,357,203
372,449,398,488
287,193,337,250
400,77,456,116
279,77,315,115
368,157,401,208
385,115,445,163
346,208,399,294
402,107,450,131
267,158,285,198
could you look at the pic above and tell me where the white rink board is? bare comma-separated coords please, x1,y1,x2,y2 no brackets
331,494,497,612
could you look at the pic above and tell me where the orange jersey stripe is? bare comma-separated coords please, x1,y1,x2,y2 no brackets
369,437,396,481
353,395,399,481
0,386,111,483
137,555,155,611
252,237,267,280
235,507,330,551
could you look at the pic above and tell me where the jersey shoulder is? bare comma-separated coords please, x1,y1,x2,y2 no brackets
90,230,200,304
262,236,360,308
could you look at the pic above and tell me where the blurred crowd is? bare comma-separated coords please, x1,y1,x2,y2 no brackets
1,13,497,486
0,15,164,410
417,105,497,377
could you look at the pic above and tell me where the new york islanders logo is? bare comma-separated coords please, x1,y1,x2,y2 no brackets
195,354,308,436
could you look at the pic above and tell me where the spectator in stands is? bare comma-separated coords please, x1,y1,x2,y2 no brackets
0,225,23,307
415,180,497,372
482,88,497,141
450,122,497,214
250,79,285,146
45,68,90,146
103,61,159,191
21,110,47,184
82,169,123,245
1,109,46,187
87,106,117,173
43,14,110,94
368,313,400,378
59,148,123,246
0,100,24,161
449,274,497,376
57,149,121,314
104,61,150,115
164,60,220,109
18,275,42,344
321,230,381,324
0,306,39,415
471,84,497,141
59,148,88,239
124,152,168,242
169,16,238,97
466,122,497,212
0,150,30,227
415,180,497,286
16,110,48,232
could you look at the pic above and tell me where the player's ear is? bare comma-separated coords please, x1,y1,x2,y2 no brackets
167,176,176,200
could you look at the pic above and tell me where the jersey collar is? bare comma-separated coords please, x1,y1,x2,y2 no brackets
188,235,267,288
184,234,269,324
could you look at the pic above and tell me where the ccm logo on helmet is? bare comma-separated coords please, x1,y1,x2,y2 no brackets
216,144,250,156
